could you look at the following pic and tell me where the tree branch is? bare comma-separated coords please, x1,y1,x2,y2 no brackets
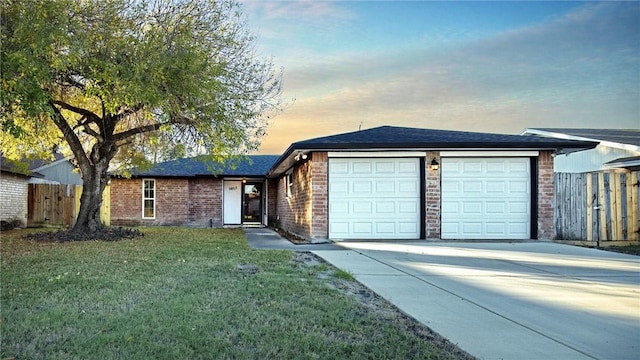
48,100,91,169
115,103,145,122
112,122,165,142
51,100,101,123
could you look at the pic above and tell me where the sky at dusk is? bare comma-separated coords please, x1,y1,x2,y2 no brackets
239,1,640,155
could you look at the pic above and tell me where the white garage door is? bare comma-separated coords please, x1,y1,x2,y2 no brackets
441,158,531,239
329,158,421,240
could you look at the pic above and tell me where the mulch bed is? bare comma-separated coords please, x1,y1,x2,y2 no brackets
23,227,143,242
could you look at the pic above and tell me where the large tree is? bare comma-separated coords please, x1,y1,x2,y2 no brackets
1,0,282,233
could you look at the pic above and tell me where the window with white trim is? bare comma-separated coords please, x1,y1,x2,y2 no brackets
286,171,293,198
142,179,156,219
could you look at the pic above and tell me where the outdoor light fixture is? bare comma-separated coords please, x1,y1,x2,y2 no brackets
294,152,308,162
430,158,440,171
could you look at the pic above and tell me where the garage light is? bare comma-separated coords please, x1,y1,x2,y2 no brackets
430,158,440,171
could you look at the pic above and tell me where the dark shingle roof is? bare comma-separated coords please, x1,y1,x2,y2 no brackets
291,126,595,149
268,126,596,176
130,155,279,177
532,128,640,147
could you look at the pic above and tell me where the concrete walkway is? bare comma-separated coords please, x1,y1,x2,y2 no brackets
244,229,640,359
314,241,640,360
243,227,341,251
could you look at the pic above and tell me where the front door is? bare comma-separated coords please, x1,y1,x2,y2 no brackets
223,180,242,224
243,183,262,223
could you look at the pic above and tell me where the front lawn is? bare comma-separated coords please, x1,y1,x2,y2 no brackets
1,227,469,359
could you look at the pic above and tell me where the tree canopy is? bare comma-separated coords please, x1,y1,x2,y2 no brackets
1,0,282,233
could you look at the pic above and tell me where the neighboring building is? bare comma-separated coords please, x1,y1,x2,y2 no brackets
110,126,595,241
1,154,82,228
0,157,40,227
521,128,640,173
28,153,83,185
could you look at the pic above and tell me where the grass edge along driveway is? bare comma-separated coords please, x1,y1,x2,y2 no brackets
1,227,473,359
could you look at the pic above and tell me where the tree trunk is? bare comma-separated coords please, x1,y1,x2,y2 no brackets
72,163,109,234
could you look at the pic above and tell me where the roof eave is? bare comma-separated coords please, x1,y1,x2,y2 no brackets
266,140,597,178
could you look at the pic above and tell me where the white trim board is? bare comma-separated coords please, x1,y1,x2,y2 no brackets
440,151,539,157
328,151,426,158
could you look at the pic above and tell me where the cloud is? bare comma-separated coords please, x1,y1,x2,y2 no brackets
254,2,640,154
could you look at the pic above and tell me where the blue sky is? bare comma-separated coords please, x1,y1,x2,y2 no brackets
240,1,640,154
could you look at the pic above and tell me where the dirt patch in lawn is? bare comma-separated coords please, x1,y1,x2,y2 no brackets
598,245,640,256
292,252,476,360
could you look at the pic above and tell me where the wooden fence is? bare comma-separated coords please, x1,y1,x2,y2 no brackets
554,171,639,244
27,184,111,227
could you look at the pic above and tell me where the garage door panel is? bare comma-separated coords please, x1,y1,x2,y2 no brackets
330,201,349,214
463,161,483,173
330,180,349,194
486,202,506,214
463,181,483,193
352,201,372,214
329,158,420,240
398,160,419,173
374,161,395,173
352,161,372,174
376,222,395,234
329,161,349,174
375,181,395,193
353,181,373,194
442,157,530,240
399,201,418,214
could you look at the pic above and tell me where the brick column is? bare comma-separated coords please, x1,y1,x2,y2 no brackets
425,151,441,238
537,151,554,239
310,152,328,240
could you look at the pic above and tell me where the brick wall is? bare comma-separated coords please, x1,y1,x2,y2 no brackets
425,151,440,238
266,179,278,226
111,178,189,226
188,178,222,226
537,151,555,239
310,152,328,240
0,172,28,226
274,158,313,239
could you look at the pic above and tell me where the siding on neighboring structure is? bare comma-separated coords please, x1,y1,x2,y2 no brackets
0,172,29,226
553,145,640,173
32,161,83,185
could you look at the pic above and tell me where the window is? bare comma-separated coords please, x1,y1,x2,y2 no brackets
286,171,293,197
142,179,155,219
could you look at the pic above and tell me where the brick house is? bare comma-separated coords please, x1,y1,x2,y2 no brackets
0,156,44,227
110,126,595,240
110,155,279,227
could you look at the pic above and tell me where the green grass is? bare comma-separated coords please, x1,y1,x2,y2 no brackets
332,268,355,281
1,227,459,359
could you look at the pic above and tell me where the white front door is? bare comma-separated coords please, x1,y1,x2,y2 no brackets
223,180,242,225
441,157,531,239
328,158,421,240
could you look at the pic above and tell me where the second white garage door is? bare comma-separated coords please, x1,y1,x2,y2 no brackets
441,157,531,240
329,158,421,240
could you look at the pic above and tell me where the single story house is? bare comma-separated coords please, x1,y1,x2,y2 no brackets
110,126,596,240
110,155,279,228
521,128,640,173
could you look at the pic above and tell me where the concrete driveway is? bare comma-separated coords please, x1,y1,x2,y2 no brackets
312,241,640,360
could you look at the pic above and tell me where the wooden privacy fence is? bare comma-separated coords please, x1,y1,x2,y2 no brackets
27,184,111,227
554,171,639,244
